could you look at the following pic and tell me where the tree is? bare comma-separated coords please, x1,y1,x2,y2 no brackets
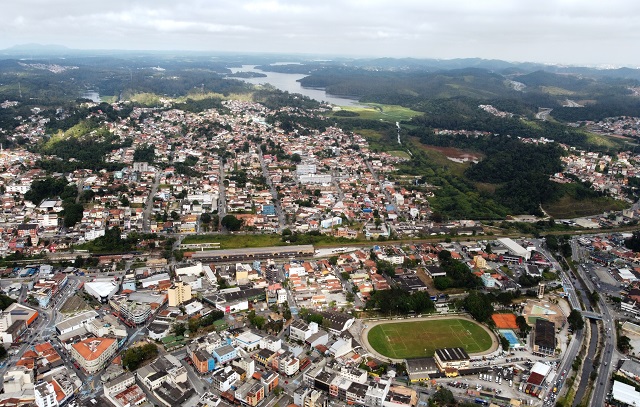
122,343,158,371
290,153,302,163
516,315,531,338
201,213,212,224
282,303,292,321
618,335,633,353
221,215,243,231
431,387,455,406
568,309,585,331
500,335,510,351
463,291,494,322
173,322,186,337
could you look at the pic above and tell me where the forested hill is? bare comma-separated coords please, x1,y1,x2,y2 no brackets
298,68,519,103
297,65,640,122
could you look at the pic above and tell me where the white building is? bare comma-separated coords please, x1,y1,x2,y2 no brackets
289,320,318,342
55,311,99,335
175,263,203,277
84,280,119,303
35,382,58,407
497,238,531,261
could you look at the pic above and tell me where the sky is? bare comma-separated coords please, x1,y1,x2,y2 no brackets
2,0,640,67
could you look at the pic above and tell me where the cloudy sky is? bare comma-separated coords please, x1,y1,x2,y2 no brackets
2,0,639,67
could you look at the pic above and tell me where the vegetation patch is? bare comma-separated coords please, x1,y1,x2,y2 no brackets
543,194,628,219
329,104,421,122
388,150,412,159
367,318,493,359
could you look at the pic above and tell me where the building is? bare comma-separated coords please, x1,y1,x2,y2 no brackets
497,238,531,261
235,380,265,407
55,311,99,335
103,372,136,396
190,245,314,263
620,359,640,383
235,331,262,351
84,279,120,303
434,348,470,375
70,337,118,374
212,366,239,392
405,357,440,382
168,282,192,307
289,320,319,342
34,382,57,407
612,380,640,406
213,344,238,365
316,311,355,334
533,319,556,356
191,349,216,374
110,298,152,326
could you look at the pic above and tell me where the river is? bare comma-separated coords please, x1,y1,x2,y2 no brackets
228,65,363,107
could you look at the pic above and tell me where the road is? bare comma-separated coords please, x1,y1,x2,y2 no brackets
218,156,228,232
569,237,616,407
142,170,161,233
535,108,553,121
257,149,286,231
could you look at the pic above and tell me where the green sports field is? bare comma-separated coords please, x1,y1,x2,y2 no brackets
367,318,493,359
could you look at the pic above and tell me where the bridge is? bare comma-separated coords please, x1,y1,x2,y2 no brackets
582,311,603,320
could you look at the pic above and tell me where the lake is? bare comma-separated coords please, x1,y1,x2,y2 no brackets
81,90,101,103
228,65,363,107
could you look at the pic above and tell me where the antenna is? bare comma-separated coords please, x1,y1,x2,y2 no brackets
18,82,22,99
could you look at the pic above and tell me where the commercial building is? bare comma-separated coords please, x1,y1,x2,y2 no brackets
497,238,531,261
84,279,120,303
70,337,118,374
533,319,556,356
55,311,99,335
167,281,192,307
110,298,152,326
190,245,314,263
434,348,470,374
612,380,640,406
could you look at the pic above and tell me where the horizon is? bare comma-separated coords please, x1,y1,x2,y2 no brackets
2,1,640,68
2,43,639,71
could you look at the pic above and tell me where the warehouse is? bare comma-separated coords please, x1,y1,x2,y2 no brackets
189,245,314,263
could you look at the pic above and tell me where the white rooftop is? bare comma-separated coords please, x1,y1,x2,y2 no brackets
236,331,262,344
612,380,640,406
530,362,551,377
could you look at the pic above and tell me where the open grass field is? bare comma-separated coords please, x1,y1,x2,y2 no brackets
388,150,412,159
60,294,91,314
330,103,421,122
543,195,628,219
367,318,493,359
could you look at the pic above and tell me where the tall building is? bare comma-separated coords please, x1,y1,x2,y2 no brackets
70,337,118,374
168,281,192,307
35,382,58,407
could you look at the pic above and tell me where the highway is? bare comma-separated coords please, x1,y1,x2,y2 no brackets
569,238,616,406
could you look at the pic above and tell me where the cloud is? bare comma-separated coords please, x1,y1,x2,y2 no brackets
1,0,639,66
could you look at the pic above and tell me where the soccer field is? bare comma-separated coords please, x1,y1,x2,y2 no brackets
367,318,493,359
